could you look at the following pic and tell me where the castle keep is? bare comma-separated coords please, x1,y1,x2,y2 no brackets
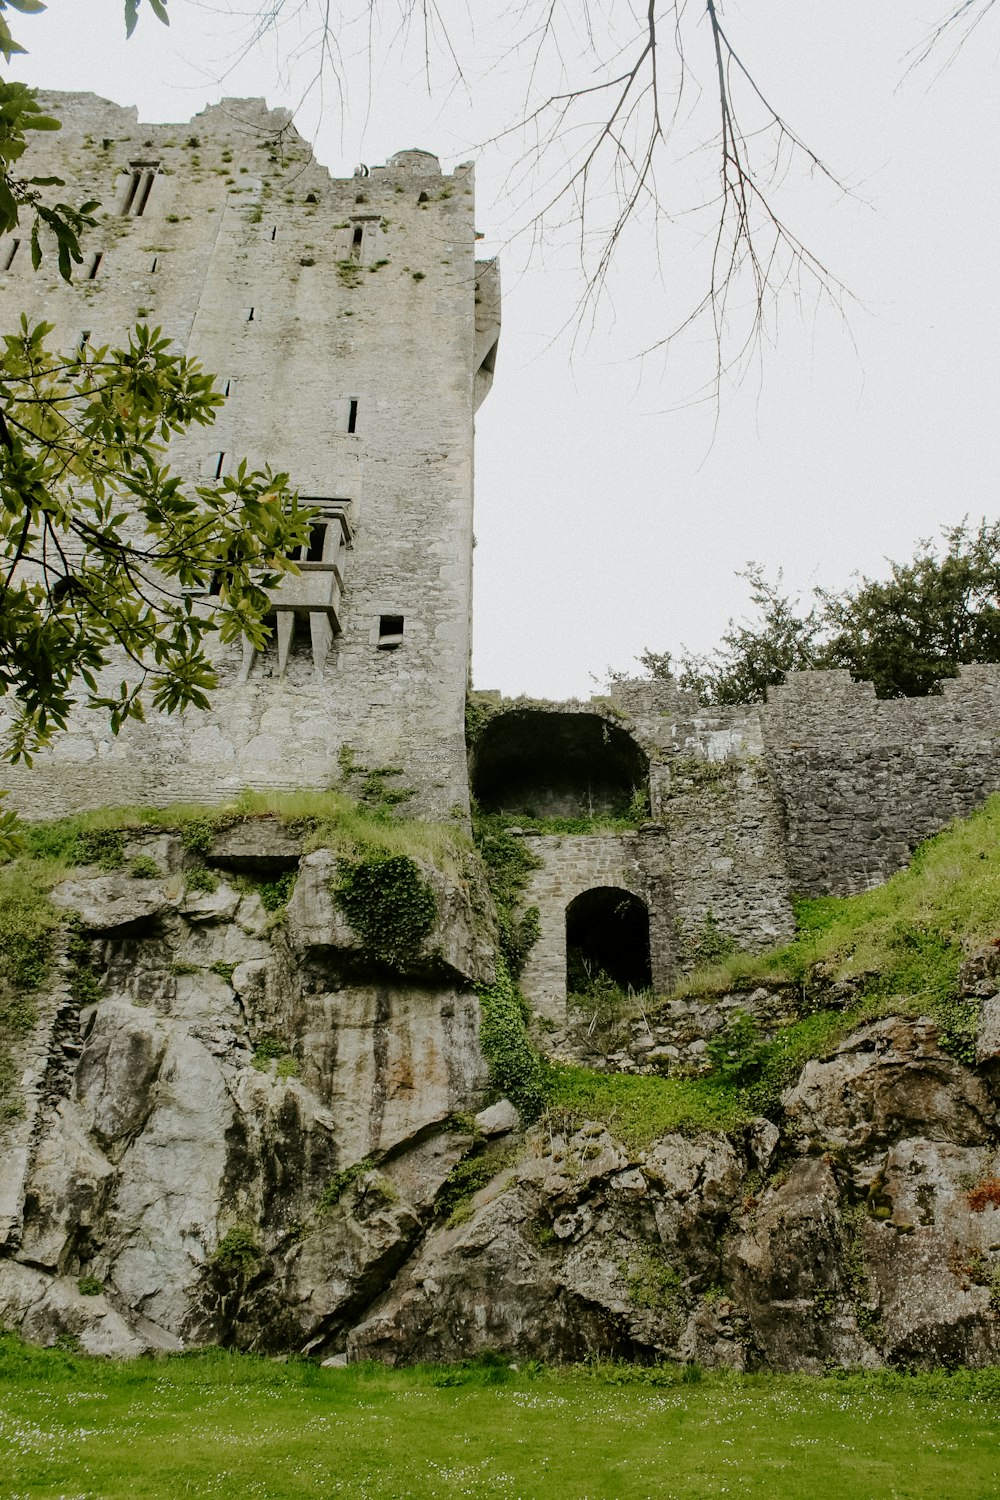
3,93,1000,1022
0,94,500,823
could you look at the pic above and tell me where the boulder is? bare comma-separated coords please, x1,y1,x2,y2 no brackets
285,848,495,985
783,1017,994,1150
52,874,179,932
976,995,1000,1066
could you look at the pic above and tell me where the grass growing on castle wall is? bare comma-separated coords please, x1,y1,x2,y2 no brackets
667,793,1000,1064
0,1337,997,1499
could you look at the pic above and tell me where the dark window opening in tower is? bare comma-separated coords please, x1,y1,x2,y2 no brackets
351,223,364,261
304,523,328,562
566,887,651,995
347,399,359,434
377,614,404,649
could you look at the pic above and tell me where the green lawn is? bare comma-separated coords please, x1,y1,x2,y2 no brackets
1,1343,998,1499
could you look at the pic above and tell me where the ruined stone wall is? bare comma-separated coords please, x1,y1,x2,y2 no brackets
762,667,1000,895
517,830,673,1022
0,94,498,821
493,665,1000,1018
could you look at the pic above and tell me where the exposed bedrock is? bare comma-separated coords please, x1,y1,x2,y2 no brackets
2,844,999,1369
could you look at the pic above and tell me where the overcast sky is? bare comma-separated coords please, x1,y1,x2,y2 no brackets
14,1,1000,699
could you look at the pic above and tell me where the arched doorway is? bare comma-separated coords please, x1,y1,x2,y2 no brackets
470,709,648,819
565,887,651,995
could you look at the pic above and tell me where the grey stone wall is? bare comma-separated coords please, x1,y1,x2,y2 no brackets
517,830,673,1022
485,664,1000,1018
762,668,1000,895
0,94,497,821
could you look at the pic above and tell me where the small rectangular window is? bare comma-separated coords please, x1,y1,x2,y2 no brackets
247,307,256,322
86,251,103,281
213,452,225,479
150,255,158,273
3,239,20,271
377,614,404,650
78,330,91,352
350,223,364,262
347,399,359,434
270,226,277,241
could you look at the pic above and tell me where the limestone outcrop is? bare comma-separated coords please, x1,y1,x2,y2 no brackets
2,841,999,1370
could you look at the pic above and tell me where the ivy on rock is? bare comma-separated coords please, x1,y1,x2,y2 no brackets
333,852,437,970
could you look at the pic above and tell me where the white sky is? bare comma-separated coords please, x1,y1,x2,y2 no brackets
13,0,1000,698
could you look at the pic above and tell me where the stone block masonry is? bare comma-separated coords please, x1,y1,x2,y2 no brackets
474,664,1000,1018
0,95,499,822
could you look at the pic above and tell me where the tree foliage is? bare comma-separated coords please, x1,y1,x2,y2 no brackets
671,520,1000,704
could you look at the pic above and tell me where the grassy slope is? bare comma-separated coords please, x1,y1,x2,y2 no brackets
546,795,1000,1144
0,1341,996,1500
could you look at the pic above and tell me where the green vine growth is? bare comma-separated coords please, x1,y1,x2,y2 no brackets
477,957,549,1121
334,853,437,969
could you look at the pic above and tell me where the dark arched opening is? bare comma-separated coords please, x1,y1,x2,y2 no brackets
565,887,651,994
470,710,648,819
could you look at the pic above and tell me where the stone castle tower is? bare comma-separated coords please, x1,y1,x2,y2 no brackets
0,94,500,821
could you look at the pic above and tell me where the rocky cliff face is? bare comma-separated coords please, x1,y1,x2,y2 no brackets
2,831,999,1370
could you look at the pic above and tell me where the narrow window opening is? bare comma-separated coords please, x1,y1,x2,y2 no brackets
304,523,328,563
150,256,158,273
213,452,225,479
417,191,429,204
223,379,232,397
78,330,91,352
3,239,20,271
86,251,103,281
347,399,358,434
122,170,141,215
247,307,256,322
135,169,156,217
350,223,364,261
270,226,277,241
377,614,404,650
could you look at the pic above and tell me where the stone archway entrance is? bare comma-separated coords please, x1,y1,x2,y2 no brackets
565,886,651,995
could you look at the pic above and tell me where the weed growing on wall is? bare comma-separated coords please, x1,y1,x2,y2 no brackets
317,1157,376,1211
334,853,437,969
477,958,548,1120
472,812,543,976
